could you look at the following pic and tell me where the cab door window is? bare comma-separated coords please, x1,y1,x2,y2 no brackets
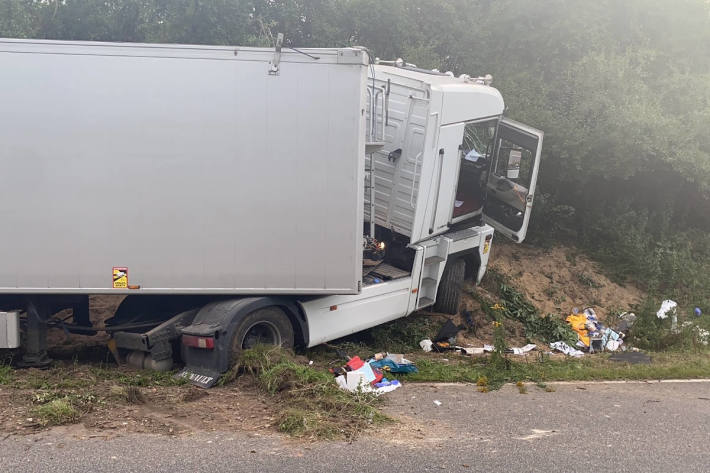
451,119,497,221
483,118,543,242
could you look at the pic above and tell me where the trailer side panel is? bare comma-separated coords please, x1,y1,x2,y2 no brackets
0,40,366,294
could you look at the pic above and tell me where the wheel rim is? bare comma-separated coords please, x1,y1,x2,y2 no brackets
241,321,282,349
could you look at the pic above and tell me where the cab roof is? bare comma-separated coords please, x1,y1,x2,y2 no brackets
373,64,505,124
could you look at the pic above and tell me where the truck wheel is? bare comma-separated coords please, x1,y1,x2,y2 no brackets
229,307,294,363
433,258,465,315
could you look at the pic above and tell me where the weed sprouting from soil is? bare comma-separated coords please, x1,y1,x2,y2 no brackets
29,391,100,427
31,397,79,426
123,385,145,404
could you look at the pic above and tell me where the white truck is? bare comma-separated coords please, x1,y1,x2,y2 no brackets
0,38,542,386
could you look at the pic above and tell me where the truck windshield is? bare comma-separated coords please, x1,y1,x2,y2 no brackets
452,119,499,220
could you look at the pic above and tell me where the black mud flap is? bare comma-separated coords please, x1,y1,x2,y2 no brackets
175,367,221,389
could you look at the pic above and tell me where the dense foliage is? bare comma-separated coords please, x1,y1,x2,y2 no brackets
2,0,709,306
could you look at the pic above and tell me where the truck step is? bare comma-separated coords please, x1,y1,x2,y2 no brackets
424,256,445,265
418,297,434,308
371,264,411,280
421,277,437,285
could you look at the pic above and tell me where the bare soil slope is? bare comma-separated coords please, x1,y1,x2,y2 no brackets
488,240,643,322
421,240,645,350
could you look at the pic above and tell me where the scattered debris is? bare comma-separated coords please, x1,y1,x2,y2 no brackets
331,352,417,395
370,354,419,374
656,300,678,319
462,309,477,333
563,307,625,353
566,309,591,347
509,344,537,355
462,347,485,355
550,341,584,357
617,312,637,332
433,400,442,407
419,339,536,357
433,319,464,343
694,307,703,317
657,299,678,332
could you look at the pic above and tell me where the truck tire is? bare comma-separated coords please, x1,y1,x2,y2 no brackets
433,258,465,315
229,307,294,364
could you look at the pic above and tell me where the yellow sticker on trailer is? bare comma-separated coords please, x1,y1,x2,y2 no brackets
112,267,128,288
483,241,490,254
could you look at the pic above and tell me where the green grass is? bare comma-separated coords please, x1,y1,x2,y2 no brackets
0,364,12,385
2,361,187,391
32,397,79,426
29,392,97,427
390,351,710,389
235,345,390,440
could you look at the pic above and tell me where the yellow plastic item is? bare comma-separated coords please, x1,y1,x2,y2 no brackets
565,314,590,347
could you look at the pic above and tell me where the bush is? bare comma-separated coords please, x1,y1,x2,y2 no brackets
629,298,710,351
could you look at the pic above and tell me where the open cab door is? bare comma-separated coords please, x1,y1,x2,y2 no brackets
483,118,543,243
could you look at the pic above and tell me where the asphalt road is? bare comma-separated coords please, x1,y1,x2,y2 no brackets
2,380,709,472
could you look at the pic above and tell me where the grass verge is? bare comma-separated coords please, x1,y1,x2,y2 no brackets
235,345,390,440
393,351,710,388
0,361,187,390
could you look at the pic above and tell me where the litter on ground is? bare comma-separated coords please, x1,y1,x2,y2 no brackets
550,341,584,357
418,339,537,356
561,307,627,354
331,352,417,395
656,300,678,319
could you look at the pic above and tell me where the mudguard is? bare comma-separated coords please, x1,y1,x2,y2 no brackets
176,297,306,388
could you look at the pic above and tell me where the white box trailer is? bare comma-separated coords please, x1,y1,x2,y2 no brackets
0,39,543,386
0,38,367,295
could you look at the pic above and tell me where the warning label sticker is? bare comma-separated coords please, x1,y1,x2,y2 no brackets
112,267,128,289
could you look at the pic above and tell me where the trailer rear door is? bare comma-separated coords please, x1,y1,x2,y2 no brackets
483,118,543,243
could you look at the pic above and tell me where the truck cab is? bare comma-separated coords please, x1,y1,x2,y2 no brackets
299,59,543,351
364,62,543,247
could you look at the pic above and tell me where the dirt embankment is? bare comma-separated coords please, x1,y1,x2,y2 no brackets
427,240,645,349
488,240,643,322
